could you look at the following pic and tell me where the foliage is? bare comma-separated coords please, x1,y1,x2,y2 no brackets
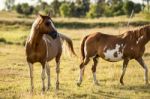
7,0,144,18
123,0,135,16
104,1,124,17
141,5,150,19
15,3,34,16
5,0,15,11
86,3,105,18
134,3,142,13
51,0,61,16
59,3,71,17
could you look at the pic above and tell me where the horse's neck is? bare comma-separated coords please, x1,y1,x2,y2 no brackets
136,32,149,46
28,30,43,49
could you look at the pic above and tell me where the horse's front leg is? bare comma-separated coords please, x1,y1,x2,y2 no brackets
55,53,61,90
91,55,99,85
28,62,34,92
136,57,149,85
55,60,60,90
120,58,129,85
46,62,50,90
41,62,46,91
77,57,90,86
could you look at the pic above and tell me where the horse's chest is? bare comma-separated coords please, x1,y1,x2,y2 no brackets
103,44,124,62
30,49,46,58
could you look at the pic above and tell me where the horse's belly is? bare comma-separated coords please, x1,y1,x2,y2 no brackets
103,47,123,62
103,55,123,62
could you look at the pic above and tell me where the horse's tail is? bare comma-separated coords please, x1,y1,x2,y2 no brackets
81,35,89,61
59,33,77,56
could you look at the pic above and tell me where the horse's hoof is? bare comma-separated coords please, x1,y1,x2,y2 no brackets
77,82,81,87
56,85,59,90
145,82,149,85
94,81,99,85
42,87,46,92
47,87,50,91
56,87,59,90
120,82,124,85
30,87,34,93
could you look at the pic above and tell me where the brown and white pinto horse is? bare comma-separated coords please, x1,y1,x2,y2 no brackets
77,25,150,86
25,14,76,92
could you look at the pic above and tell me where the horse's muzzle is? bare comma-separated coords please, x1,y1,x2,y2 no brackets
48,31,58,39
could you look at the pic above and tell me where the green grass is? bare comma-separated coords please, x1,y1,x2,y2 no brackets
0,23,150,99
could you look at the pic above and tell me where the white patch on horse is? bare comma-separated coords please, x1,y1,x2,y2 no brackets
93,72,97,83
29,19,39,42
84,42,87,56
121,44,123,47
136,36,144,44
104,44,123,61
49,19,57,31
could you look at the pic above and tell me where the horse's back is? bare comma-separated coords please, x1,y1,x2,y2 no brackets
84,32,125,60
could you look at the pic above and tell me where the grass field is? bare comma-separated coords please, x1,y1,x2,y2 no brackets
0,11,150,99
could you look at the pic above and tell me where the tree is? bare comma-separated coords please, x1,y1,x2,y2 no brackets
74,0,90,17
51,0,61,16
59,3,71,17
123,0,134,16
143,0,150,12
86,3,105,18
134,3,142,13
5,0,15,11
15,3,34,16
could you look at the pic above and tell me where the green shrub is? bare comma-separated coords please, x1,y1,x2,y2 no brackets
134,3,142,13
15,3,34,16
123,0,134,16
59,3,71,17
86,4,104,18
103,5,113,17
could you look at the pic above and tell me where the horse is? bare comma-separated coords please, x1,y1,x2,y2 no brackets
77,25,150,86
25,14,76,92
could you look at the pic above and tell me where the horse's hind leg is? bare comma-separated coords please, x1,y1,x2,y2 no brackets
77,57,90,86
55,54,61,90
45,62,50,90
136,57,149,85
120,58,129,85
28,62,34,92
41,62,46,91
92,55,99,85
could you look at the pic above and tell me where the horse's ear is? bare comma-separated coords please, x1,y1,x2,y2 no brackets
47,12,51,17
38,13,45,19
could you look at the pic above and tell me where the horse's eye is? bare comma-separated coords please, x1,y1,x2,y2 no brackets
45,21,50,26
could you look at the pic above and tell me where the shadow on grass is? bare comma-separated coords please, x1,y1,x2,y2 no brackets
65,90,124,99
117,84,150,93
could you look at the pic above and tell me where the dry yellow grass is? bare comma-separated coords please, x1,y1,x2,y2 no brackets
0,11,150,98
0,24,150,98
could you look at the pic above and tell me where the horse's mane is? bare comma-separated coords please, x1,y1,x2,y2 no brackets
122,25,150,40
28,18,41,42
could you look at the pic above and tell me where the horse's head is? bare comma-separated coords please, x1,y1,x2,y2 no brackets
33,13,58,39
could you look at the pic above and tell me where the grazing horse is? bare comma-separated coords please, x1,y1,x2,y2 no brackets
25,14,76,91
77,25,150,86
